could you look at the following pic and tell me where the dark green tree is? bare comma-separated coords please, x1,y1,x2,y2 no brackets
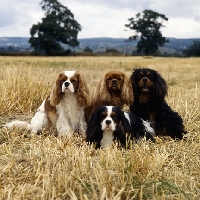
29,0,81,55
125,10,168,56
183,40,200,57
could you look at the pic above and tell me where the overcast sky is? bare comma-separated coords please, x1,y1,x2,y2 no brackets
0,0,200,39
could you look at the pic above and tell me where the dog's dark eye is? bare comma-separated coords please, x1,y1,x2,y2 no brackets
100,114,106,121
71,79,77,83
107,78,111,81
117,78,122,81
111,115,118,121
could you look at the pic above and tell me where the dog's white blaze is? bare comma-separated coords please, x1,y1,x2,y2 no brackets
64,70,76,77
100,106,115,149
107,106,113,116
62,71,76,93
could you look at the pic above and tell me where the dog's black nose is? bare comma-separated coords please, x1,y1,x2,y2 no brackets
112,79,117,84
143,77,148,83
105,120,111,125
65,82,70,87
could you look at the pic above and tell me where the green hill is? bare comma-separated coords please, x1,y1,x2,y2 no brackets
0,37,199,55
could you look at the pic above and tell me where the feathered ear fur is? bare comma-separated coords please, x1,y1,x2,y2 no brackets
121,74,134,105
130,69,140,99
152,71,168,100
86,108,103,147
76,72,90,107
93,76,111,106
115,111,133,145
85,78,107,121
50,73,63,106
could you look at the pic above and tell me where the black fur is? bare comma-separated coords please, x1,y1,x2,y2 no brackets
86,105,155,148
130,68,186,140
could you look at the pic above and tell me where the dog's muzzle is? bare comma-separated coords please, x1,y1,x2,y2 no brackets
111,79,118,87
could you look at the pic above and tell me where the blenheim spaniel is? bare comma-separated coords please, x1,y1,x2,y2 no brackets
85,71,134,121
130,68,186,140
86,106,155,149
5,71,90,137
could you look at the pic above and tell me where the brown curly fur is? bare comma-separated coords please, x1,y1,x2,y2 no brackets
75,72,90,107
85,71,134,121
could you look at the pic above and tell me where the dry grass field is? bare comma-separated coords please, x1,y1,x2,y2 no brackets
0,56,200,199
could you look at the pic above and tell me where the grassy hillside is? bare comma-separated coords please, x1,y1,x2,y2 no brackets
0,56,200,199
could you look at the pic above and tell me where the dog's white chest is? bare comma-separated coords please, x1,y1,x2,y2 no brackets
57,93,84,130
100,130,114,149
61,94,80,112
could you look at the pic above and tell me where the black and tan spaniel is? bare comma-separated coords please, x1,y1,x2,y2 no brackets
5,71,90,137
86,105,155,149
130,68,186,140
85,71,134,121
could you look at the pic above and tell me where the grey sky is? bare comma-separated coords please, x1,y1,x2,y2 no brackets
0,0,200,39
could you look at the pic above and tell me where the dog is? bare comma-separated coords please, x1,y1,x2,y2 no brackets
84,71,134,121
130,68,186,140
86,105,155,149
5,71,90,137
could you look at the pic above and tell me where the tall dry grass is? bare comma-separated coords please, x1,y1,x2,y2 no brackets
0,56,200,199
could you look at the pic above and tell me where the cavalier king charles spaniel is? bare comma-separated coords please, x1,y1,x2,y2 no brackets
86,105,155,149
5,71,90,137
85,71,134,121
130,68,186,140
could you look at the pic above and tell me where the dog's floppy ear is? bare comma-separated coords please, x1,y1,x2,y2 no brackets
130,68,140,98
121,73,134,105
152,71,168,100
86,107,103,145
50,73,63,106
93,75,111,105
76,72,90,107
115,111,133,147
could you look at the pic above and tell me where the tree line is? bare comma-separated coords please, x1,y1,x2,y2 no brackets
29,0,199,56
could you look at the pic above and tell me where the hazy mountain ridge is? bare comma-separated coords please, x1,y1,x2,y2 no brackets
0,37,199,55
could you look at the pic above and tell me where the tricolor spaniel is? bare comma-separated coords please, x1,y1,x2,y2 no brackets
84,71,134,121
130,68,186,140
5,71,90,137
86,106,155,149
